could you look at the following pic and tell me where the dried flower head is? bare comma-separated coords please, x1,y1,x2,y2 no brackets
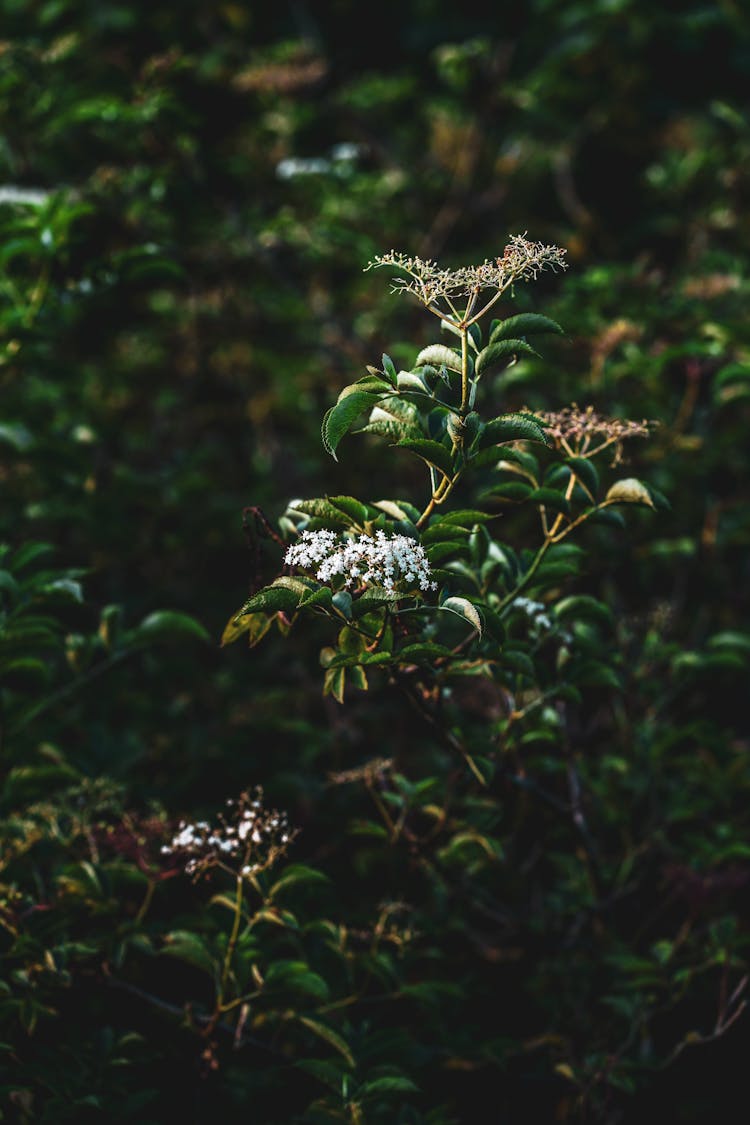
328,757,394,785
366,235,567,315
285,529,436,593
161,787,297,880
536,404,655,463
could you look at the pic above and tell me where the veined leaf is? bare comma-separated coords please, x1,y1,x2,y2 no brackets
381,353,397,385
373,499,420,523
528,488,571,515
328,495,371,525
323,665,346,703
322,391,378,459
566,456,599,497
398,438,454,478
489,313,563,343
420,524,469,546
479,481,533,503
398,642,452,662
441,597,483,635
288,498,352,526
396,370,430,392
439,509,493,527
161,931,214,976
475,339,539,377
415,344,462,372
426,541,468,564
483,412,550,446
221,610,272,646
605,479,655,508
297,1017,355,1068
235,585,299,618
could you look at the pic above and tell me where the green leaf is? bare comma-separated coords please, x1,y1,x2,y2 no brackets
348,664,369,690
415,344,462,372
297,1017,355,1068
483,412,550,446
289,498,356,527
323,665,346,703
398,642,452,662
555,595,613,628
479,480,533,503
566,456,599,497
161,931,215,976
426,541,467,564
265,961,330,1002
396,370,430,392
439,509,493,527
420,524,468,546
441,597,483,635
235,586,299,617
332,591,353,618
221,611,272,647
381,353,397,384
328,496,370,525
299,587,333,611
322,391,378,459
489,313,564,343
707,631,750,654
398,438,454,478
136,611,210,644
352,587,399,614
373,499,418,524
0,422,34,451
296,1059,347,1093
527,488,570,515
475,339,539,377
359,1076,419,1099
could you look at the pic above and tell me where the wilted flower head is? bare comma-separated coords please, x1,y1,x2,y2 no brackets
536,404,654,463
162,787,296,880
285,529,436,593
366,235,567,313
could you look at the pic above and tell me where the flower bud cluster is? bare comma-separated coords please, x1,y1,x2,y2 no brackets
161,787,296,879
285,529,436,593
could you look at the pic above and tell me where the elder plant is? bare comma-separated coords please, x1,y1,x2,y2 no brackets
224,236,661,788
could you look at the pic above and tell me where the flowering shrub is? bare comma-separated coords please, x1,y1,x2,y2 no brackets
225,239,664,727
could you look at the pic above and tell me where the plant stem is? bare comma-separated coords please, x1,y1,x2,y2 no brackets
218,873,244,1009
495,539,552,617
459,326,470,414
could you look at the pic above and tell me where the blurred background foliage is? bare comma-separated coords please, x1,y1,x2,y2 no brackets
1,0,749,1121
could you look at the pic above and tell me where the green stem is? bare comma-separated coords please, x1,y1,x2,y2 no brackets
459,327,469,415
495,539,552,617
134,879,156,925
218,874,244,1009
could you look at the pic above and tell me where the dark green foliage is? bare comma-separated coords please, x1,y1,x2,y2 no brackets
1,1,749,1122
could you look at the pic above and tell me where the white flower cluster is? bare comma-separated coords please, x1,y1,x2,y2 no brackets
285,529,436,593
162,788,295,879
512,597,572,643
513,597,553,632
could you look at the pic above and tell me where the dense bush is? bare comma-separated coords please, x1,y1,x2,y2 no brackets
1,2,749,1121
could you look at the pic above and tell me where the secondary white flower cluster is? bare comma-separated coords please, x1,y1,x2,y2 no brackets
512,597,572,643
161,787,296,879
285,529,436,593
